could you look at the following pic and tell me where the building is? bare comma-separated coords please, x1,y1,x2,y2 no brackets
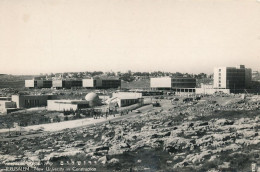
82,78,121,89
195,84,230,94
0,97,11,101
52,80,65,89
48,92,101,111
26,78,120,89
85,92,102,107
0,101,17,113
52,80,82,89
107,92,144,107
12,95,57,108
25,79,52,88
47,100,90,111
171,78,196,93
150,77,196,93
150,77,171,89
213,65,252,92
252,71,260,80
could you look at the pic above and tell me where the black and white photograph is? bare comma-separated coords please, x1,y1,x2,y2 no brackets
0,0,260,171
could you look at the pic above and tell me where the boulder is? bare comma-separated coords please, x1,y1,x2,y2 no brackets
108,158,119,165
98,156,107,164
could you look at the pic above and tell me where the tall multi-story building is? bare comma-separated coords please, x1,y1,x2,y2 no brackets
213,65,252,91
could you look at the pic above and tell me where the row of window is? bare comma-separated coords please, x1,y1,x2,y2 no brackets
121,99,138,105
24,99,40,107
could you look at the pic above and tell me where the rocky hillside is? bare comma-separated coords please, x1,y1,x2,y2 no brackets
1,96,260,171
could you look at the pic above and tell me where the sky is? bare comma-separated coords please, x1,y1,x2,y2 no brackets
0,0,260,75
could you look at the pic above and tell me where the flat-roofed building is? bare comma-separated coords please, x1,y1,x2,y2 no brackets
0,97,11,101
150,77,196,93
12,95,57,108
25,79,52,88
47,100,90,111
52,80,65,89
82,78,121,89
25,80,35,88
195,84,230,94
0,101,17,113
150,77,171,89
100,79,121,89
82,78,95,88
64,80,82,89
214,65,252,92
53,80,82,89
106,92,144,107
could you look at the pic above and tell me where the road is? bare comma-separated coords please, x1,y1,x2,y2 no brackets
0,104,155,142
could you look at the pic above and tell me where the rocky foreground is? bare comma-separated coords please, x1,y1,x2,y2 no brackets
1,97,260,172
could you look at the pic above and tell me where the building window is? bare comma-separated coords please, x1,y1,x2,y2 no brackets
219,69,221,72
219,84,221,87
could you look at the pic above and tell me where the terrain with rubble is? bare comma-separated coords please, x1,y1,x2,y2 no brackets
1,95,260,171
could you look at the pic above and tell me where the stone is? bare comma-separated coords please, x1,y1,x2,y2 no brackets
108,158,119,164
98,156,107,164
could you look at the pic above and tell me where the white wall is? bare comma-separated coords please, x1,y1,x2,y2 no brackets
0,101,16,113
150,77,171,88
112,92,142,99
52,80,63,87
47,100,78,111
195,88,230,94
11,95,20,108
25,80,34,88
82,79,94,87
213,67,227,89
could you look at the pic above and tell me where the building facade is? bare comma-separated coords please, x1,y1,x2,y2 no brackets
25,79,52,88
195,84,230,94
150,77,196,93
150,77,172,89
12,95,57,108
82,78,121,89
47,100,89,111
106,92,143,107
213,65,252,92
0,101,17,113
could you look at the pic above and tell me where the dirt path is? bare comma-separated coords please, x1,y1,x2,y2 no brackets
0,104,154,141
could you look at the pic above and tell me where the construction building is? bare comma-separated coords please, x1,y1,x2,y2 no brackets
150,77,196,93
213,65,252,92
82,78,121,89
12,95,57,108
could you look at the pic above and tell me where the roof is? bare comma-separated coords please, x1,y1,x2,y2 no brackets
49,100,89,105
85,92,99,101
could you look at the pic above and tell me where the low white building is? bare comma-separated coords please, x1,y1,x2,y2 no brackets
195,84,230,94
0,101,17,114
106,92,144,107
47,100,89,111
